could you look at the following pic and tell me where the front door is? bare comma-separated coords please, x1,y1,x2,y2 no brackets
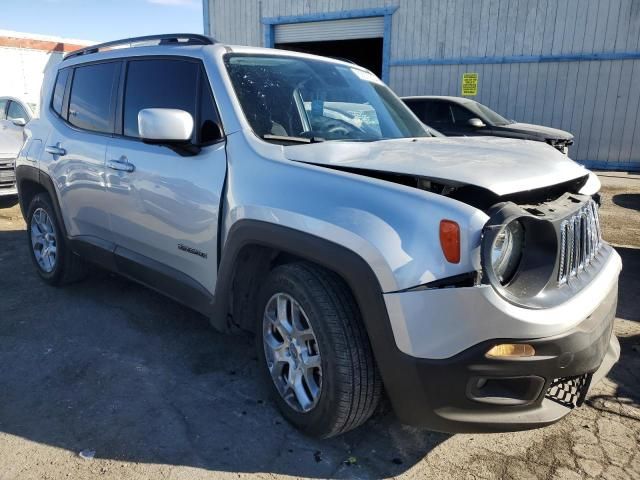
0,100,29,153
104,57,227,295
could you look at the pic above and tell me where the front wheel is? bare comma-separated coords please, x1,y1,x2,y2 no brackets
257,262,382,438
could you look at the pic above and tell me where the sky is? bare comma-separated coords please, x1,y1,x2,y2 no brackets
1,0,204,43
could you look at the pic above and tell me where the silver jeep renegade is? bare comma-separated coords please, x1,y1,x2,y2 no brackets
16,34,621,438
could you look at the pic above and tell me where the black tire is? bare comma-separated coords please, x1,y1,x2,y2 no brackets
256,262,382,438
26,193,87,285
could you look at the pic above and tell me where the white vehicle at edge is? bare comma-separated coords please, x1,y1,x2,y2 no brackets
16,34,621,438
0,96,33,197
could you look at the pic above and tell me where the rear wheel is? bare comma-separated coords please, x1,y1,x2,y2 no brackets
257,262,382,438
26,193,87,285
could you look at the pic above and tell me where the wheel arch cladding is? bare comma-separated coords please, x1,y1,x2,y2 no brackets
16,165,68,237
211,219,420,419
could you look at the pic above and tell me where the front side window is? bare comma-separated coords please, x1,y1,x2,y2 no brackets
450,104,476,124
466,102,511,126
424,101,453,125
0,99,7,120
7,101,28,121
52,68,70,116
68,62,119,133
123,59,199,139
224,54,429,142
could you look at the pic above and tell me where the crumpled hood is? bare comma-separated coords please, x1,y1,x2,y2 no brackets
284,136,589,196
505,122,574,141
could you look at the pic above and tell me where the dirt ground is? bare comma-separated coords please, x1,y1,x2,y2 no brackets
0,173,638,480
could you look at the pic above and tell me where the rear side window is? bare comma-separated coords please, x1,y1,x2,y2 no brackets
404,100,426,121
0,99,7,120
123,59,199,138
68,62,119,133
52,68,70,115
7,101,28,121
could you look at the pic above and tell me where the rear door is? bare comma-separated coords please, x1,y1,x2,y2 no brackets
104,57,227,295
44,61,120,242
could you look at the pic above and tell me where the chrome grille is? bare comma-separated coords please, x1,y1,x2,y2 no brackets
0,159,16,189
558,200,602,284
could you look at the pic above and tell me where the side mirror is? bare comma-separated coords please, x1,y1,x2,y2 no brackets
467,118,486,128
138,108,193,143
11,118,27,127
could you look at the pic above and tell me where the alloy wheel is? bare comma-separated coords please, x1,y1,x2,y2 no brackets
30,208,57,273
262,292,322,412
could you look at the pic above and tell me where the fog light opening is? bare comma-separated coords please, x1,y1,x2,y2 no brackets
486,343,535,358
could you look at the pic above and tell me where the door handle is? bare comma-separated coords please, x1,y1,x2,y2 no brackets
107,157,135,173
45,143,66,156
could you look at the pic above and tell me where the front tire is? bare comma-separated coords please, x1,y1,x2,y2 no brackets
257,262,382,438
26,193,87,285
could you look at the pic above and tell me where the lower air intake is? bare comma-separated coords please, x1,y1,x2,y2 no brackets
545,373,592,409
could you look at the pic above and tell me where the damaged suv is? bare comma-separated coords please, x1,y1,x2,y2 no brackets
16,35,621,438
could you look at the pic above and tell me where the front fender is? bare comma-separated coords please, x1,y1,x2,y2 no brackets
222,131,489,293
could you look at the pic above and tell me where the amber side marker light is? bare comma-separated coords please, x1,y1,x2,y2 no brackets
439,219,460,263
486,344,536,359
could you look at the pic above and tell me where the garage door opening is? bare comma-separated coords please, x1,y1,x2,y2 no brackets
271,16,385,78
275,38,383,77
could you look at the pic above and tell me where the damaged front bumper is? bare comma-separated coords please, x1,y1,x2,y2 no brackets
378,246,621,433
381,280,619,433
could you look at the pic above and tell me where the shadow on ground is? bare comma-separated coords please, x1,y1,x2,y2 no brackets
585,247,640,422
612,193,640,211
0,229,447,478
0,196,19,210
586,332,640,422
615,247,640,322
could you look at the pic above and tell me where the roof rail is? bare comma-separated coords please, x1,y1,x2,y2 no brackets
63,33,215,61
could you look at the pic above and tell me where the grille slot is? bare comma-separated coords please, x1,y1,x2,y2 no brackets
545,374,592,409
0,159,16,189
558,200,601,284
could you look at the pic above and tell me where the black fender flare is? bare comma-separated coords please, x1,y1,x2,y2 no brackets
211,219,424,423
15,165,69,238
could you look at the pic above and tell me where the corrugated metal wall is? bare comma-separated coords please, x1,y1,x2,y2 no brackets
207,0,640,170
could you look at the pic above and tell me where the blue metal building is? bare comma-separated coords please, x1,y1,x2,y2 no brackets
204,0,640,171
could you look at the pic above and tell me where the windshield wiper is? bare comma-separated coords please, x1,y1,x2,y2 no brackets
262,134,325,144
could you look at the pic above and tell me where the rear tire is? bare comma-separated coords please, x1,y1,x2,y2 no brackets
26,193,87,285
257,262,382,438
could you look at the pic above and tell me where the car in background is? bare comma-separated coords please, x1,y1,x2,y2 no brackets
0,97,33,197
402,96,574,154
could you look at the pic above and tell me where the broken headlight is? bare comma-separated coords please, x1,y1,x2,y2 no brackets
490,220,524,285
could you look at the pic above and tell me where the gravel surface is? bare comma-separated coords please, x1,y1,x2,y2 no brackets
0,174,638,480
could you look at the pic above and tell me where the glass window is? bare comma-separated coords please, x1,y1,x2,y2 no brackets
424,101,453,125
466,101,511,126
198,77,222,144
0,99,7,120
7,101,28,121
450,104,476,124
124,59,199,139
403,100,426,121
52,68,70,115
68,62,119,133
224,54,429,142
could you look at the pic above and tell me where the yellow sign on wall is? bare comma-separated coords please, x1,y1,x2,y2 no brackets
462,73,478,96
